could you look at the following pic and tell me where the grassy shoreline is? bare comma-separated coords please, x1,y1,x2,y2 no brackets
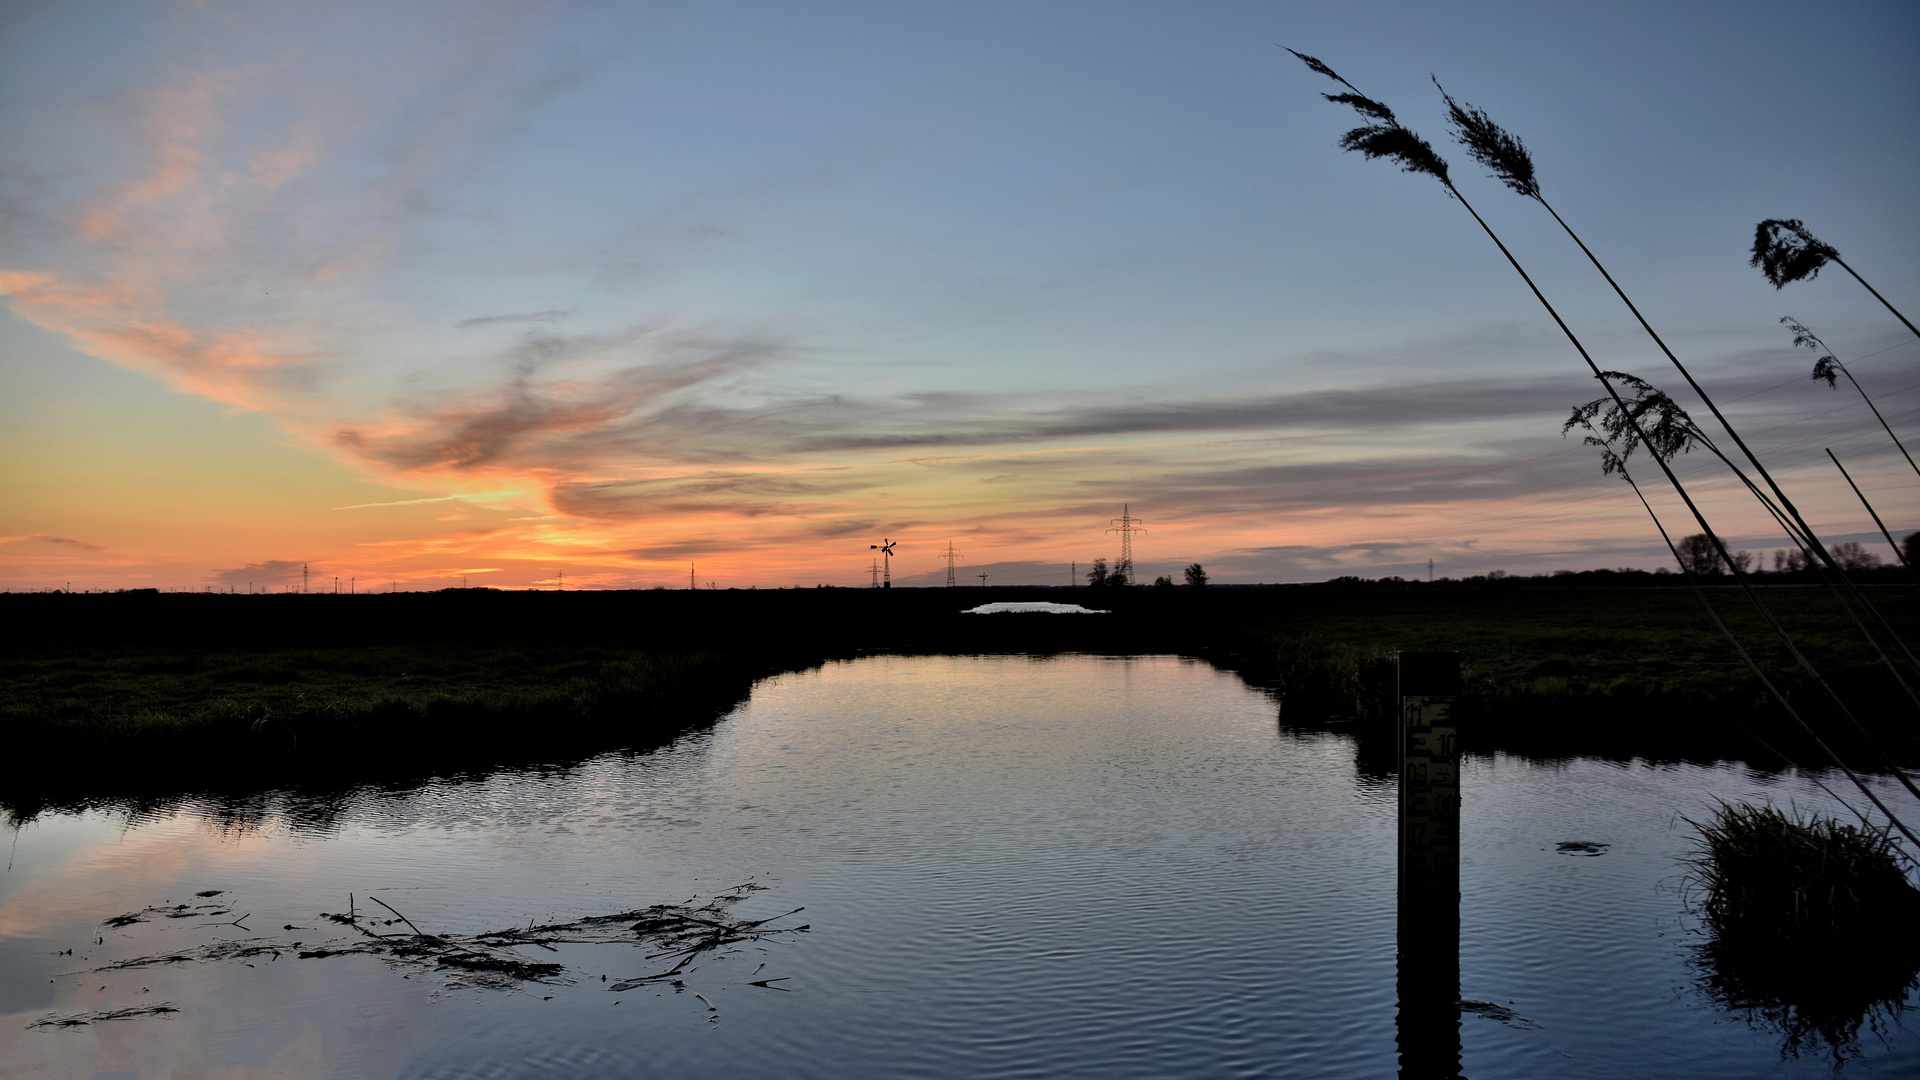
1,645,787,817
4,579,1913,814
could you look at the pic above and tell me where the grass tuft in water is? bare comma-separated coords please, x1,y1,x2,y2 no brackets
1685,801,1920,1060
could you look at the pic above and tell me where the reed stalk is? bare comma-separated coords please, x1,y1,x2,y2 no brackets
1826,448,1919,590
1786,316,1920,482
1753,220,1919,340
1569,374,1920,715
1286,49,1917,826
1566,404,1920,834
1433,82,1920,687
1287,50,1874,697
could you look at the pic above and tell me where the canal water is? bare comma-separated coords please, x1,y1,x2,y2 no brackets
1,655,1913,1078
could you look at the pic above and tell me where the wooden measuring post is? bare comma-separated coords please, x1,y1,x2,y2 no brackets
1396,650,1462,1079
1398,651,1461,897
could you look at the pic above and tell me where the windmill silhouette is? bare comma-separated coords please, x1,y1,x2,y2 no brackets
870,539,897,588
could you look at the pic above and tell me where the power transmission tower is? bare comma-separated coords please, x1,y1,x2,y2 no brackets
1427,558,1434,582
690,563,696,590
977,572,989,588
1106,504,1146,585
943,541,961,587
303,563,309,594
869,559,882,587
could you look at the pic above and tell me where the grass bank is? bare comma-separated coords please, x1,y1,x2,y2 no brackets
0,644,775,816
1227,581,1919,764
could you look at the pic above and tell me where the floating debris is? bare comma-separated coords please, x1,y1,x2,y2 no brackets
98,902,234,930
1556,841,1610,856
74,882,805,997
1459,998,1540,1029
28,1004,179,1029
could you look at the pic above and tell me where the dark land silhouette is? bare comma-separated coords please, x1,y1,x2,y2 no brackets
4,572,1916,818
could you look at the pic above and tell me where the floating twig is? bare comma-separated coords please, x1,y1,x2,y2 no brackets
367,896,432,940
27,1004,178,1029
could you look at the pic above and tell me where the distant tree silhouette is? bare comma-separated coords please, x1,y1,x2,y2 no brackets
1830,542,1881,572
1677,535,1755,575
1086,558,1120,588
1184,563,1208,587
1906,533,1919,571
1153,574,1174,588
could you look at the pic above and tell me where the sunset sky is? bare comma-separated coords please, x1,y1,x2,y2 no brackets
2,0,1916,590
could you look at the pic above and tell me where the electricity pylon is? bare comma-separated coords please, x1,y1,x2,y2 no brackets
1106,504,1146,585
943,541,961,587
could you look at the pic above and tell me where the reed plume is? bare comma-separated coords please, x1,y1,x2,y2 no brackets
1783,316,1920,481
1753,220,1918,340
1287,50,1920,827
1434,81,1920,686
1289,54,1877,696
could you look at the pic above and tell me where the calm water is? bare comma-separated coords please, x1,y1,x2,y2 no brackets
1,655,1913,1078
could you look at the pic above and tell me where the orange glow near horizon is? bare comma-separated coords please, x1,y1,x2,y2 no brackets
3,3,1914,591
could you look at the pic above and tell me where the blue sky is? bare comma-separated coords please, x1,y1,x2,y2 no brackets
2,0,1915,588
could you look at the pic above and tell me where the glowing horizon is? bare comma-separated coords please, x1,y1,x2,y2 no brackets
3,1,1916,591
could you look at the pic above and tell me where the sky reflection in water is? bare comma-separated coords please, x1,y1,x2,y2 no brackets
1,655,1913,1078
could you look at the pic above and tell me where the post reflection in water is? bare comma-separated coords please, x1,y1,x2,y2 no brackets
1398,886,1463,1080
1396,652,1464,1080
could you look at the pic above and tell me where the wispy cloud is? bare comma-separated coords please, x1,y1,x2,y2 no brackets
0,534,106,553
456,309,570,329
331,325,781,475
5,1,1907,590
211,559,313,586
